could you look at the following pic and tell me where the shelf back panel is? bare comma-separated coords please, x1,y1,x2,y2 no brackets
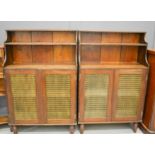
9,31,31,42
53,31,76,43
5,31,77,65
32,32,53,42
121,46,138,62
102,33,122,43
81,46,101,64
32,46,53,64
122,33,142,43
101,46,121,62
79,31,147,65
12,46,32,64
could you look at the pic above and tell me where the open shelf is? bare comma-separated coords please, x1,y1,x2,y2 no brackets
5,64,76,70
5,31,78,66
80,63,147,69
79,31,147,65
5,42,77,46
80,43,147,46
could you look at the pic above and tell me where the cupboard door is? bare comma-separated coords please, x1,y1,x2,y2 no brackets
42,70,76,124
112,69,147,122
5,70,40,124
79,70,113,123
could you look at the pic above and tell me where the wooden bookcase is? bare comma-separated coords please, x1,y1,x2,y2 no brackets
78,31,148,133
140,49,155,133
0,46,8,124
4,30,77,133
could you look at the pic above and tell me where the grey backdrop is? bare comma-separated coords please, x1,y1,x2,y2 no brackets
0,21,155,48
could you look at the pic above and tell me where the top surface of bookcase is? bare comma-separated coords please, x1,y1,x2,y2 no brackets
79,30,146,33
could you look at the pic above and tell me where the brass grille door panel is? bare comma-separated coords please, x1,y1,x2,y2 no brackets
79,70,113,123
43,70,76,124
6,70,39,124
112,69,147,122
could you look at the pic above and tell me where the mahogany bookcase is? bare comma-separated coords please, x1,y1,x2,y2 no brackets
4,30,77,133
78,31,148,133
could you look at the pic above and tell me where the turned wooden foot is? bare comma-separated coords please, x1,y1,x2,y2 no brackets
13,126,18,134
80,124,84,134
10,126,13,132
69,125,75,134
131,123,138,133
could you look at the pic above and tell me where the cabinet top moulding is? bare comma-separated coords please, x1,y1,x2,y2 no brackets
6,29,77,32
79,30,146,33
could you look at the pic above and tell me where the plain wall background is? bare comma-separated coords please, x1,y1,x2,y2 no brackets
0,21,155,48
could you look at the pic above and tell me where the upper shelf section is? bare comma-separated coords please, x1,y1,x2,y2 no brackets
5,31,77,66
79,31,148,66
5,31,77,45
79,31,147,46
